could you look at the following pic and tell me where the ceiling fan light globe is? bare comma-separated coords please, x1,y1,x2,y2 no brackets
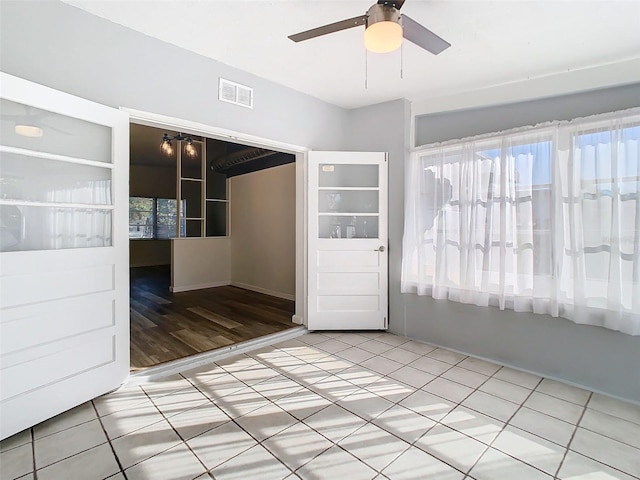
15,124,43,137
365,21,402,53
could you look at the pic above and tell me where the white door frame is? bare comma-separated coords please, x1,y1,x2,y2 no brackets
122,108,310,327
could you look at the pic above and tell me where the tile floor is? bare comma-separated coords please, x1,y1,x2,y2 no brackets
2,331,639,480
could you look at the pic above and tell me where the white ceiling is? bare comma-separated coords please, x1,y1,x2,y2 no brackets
62,0,640,110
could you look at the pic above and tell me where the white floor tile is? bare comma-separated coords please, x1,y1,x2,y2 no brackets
372,405,436,444
441,366,489,389
339,423,410,471
558,451,638,480
409,356,452,376
422,377,474,404
335,365,384,388
493,367,542,389
188,421,257,470
166,402,230,440
400,390,455,421
262,422,333,471
383,446,464,480
191,372,247,401
365,377,416,403
34,402,97,440
381,347,421,365
140,375,194,399
580,407,640,449
415,424,488,473
251,375,303,401
211,444,291,480
426,348,467,365
281,363,330,386
314,338,351,354
93,385,149,417
457,357,501,376
298,333,331,345
359,339,395,355
570,427,640,477
217,354,261,374
234,402,297,442
587,394,640,425
214,387,270,419
0,443,33,480
536,379,591,406
111,419,182,469
303,404,366,443
100,397,166,440
360,356,404,376
334,333,370,346
34,419,107,469
37,443,119,480
335,346,377,364
296,445,377,480
231,364,279,386
151,386,210,417
0,430,31,453
469,447,552,480
337,388,395,421
308,375,360,401
479,377,532,405
441,406,505,444
492,426,565,475
375,334,410,347
462,390,520,422
274,388,333,421
312,355,353,374
509,407,575,447
524,392,585,424
400,341,437,356
388,366,436,389
124,443,205,480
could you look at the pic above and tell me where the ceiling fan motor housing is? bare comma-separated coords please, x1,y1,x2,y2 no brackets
365,4,403,53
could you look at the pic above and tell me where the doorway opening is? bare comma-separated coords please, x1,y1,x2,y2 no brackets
128,121,301,371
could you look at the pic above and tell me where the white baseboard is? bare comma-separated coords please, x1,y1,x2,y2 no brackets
170,281,230,293
231,282,295,301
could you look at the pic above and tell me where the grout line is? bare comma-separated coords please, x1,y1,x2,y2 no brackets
92,400,129,480
30,427,37,480
554,391,592,479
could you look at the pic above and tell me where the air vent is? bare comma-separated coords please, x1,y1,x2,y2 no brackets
219,78,253,109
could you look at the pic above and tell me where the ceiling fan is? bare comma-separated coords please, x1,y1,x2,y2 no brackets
288,0,451,55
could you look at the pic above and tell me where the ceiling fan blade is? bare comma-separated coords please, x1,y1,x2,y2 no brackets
288,15,367,43
401,14,451,55
377,0,406,10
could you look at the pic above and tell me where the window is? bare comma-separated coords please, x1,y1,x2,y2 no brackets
401,108,640,336
129,197,178,239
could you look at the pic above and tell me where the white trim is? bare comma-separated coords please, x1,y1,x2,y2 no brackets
231,282,295,301
126,326,307,383
0,200,114,210
169,281,230,293
122,108,308,154
124,107,309,329
0,146,115,169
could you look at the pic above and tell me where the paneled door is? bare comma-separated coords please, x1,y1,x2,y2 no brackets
308,151,388,330
0,73,129,440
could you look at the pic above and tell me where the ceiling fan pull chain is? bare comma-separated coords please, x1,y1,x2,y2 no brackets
365,48,368,89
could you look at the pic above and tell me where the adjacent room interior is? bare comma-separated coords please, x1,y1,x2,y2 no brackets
129,123,298,370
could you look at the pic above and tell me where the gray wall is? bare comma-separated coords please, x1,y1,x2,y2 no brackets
0,0,348,151
344,99,411,335
407,84,640,402
416,83,640,145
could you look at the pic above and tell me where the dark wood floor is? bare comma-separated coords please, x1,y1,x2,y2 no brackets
130,266,296,371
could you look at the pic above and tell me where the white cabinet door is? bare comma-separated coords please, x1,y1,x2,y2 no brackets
308,151,388,330
0,73,129,440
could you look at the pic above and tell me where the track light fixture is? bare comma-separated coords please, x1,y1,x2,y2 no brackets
160,133,198,158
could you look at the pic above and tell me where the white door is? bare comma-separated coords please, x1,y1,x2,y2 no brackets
0,73,129,440
308,151,388,330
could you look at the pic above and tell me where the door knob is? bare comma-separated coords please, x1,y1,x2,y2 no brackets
375,246,385,252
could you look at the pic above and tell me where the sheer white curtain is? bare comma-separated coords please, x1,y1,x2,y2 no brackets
401,108,640,335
